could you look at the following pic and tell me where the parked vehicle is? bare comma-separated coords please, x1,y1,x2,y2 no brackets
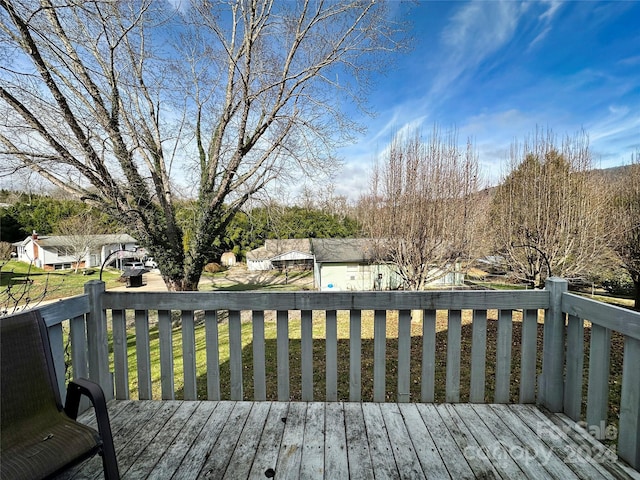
123,261,145,270
144,257,158,269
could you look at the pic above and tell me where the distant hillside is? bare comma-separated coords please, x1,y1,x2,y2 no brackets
590,164,633,183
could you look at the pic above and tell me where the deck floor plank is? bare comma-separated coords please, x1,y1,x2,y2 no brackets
71,400,167,480
197,401,253,479
468,408,552,480
57,400,134,480
275,402,307,480
509,404,611,480
124,401,200,479
361,402,399,479
114,401,183,478
299,401,325,479
146,401,218,479
398,403,451,479
436,403,501,479
222,401,273,480
509,404,629,480
416,403,477,479
56,401,640,480
450,404,522,480
343,402,375,480
381,402,426,479
248,402,290,479
325,402,350,479
171,401,235,480
486,404,582,480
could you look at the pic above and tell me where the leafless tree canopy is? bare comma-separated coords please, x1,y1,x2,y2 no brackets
490,129,607,287
359,128,481,290
54,213,108,273
0,0,404,290
610,153,640,309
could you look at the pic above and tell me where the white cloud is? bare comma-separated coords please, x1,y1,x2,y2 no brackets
431,1,522,96
539,0,563,22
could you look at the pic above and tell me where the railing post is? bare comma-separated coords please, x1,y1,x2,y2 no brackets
84,280,113,401
539,277,567,412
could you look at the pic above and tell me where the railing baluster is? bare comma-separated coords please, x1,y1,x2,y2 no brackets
277,310,289,401
397,309,411,403
70,315,88,380
48,322,66,403
181,310,197,400
135,309,152,400
205,310,220,400
373,310,386,402
446,310,461,402
70,314,90,411
618,335,640,469
563,313,584,420
349,310,362,402
469,309,487,403
253,310,267,401
586,323,611,430
326,310,338,401
421,309,436,403
158,310,174,400
301,310,313,401
519,309,538,404
229,310,243,401
495,309,512,403
111,309,129,400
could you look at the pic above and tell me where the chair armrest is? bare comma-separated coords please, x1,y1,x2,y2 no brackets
64,378,119,479
64,378,108,421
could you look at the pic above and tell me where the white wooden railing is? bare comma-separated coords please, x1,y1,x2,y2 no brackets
33,278,640,469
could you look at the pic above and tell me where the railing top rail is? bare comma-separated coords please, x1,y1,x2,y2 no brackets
35,294,90,327
562,292,640,340
101,289,550,312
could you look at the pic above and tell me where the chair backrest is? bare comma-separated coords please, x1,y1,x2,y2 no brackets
0,310,64,449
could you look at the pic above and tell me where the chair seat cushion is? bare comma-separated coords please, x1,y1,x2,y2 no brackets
0,414,100,480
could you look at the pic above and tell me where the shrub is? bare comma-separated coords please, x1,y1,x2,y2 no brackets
601,269,635,296
204,262,223,273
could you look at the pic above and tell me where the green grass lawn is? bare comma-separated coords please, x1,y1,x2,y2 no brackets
3,258,624,442
111,308,623,441
0,260,123,310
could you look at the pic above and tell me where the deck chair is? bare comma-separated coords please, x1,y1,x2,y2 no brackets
0,310,119,480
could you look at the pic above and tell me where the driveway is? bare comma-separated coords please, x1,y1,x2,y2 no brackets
110,269,167,292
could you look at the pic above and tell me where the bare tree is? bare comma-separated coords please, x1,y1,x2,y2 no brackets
54,213,108,273
0,241,11,260
0,0,404,290
490,129,607,287
609,153,640,309
359,127,481,290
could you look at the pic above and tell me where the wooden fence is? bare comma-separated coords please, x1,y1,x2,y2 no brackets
34,278,640,469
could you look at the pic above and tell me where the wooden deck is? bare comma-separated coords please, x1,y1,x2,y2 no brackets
57,401,639,480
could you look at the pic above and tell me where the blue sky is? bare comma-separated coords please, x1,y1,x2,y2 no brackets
334,1,640,198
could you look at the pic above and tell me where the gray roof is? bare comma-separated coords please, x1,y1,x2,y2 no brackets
311,238,379,263
26,233,137,247
32,234,137,247
247,238,312,261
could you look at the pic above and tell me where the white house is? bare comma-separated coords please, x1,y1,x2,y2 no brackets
246,239,314,271
311,238,465,291
311,238,402,291
14,232,138,271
